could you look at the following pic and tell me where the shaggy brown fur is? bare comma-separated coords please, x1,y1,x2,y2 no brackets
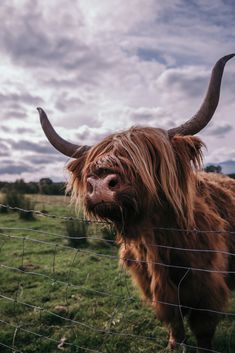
67,127,235,353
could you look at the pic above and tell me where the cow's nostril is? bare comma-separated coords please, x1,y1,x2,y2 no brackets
87,180,93,194
108,178,119,189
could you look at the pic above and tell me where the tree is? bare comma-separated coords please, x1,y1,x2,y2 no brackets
39,178,53,194
204,165,222,174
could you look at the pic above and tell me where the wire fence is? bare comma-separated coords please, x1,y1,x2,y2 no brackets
0,203,235,353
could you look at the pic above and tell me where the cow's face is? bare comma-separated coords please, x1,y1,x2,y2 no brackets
67,128,204,231
69,127,166,225
68,128,183,225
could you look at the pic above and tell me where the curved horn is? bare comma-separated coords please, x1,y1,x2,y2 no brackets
168,53,235,137
37,107,90,158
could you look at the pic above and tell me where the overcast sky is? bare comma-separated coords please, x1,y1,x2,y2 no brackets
0,0,235,181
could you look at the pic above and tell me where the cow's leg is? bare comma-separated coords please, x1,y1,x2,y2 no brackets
156,303,187,349
189,311,219,353
167,319,186,349
188,274,229,353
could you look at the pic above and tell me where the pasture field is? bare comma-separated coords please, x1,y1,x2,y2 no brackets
0,195,234,353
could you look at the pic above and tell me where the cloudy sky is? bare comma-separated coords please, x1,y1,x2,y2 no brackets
0,0,235,181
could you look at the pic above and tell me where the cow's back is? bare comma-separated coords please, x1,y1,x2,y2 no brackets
197,172,235,229
197,172,235,289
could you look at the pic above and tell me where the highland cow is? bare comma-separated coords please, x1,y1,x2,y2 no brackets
38,54,235,353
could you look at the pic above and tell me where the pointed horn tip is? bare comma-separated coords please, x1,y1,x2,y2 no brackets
225,53,235,58
36,107,43,114
37,107,48,126
219,53,235,65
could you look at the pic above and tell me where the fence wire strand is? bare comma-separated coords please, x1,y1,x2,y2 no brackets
1,203,235,234
1,226,235,256
1,231,235,274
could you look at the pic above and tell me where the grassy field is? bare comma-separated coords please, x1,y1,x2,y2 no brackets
0,195,234,353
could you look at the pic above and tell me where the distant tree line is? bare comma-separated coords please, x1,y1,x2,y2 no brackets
204,164,235,179
0,178,66,195
204,165,222,174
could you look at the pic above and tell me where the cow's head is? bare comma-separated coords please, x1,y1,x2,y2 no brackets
38,54,234,231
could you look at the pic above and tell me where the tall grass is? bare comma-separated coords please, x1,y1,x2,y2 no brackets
0,189,35,220
65,218,88,247
101,225,116,244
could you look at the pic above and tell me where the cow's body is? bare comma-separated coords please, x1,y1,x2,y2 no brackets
38,54,235,353
119,172,235,350
65,128,235,352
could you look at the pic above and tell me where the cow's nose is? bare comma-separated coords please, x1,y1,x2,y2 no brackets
105,174,121,190
86,174,121,204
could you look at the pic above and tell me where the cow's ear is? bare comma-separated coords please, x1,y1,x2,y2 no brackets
171,135,205,169
67,152,87,182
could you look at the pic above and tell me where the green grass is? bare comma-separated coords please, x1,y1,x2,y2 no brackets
0,196,234,353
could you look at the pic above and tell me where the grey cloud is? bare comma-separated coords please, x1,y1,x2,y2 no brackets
0,162,38,175
42,77,79,89
15,127,35,134
0,0,122,96
0,2,79,68
177,76,208,98
44,70,106,90
53,92,102,129
162,1,235,30
137,48,167,64
0,3,108,76
75,127,113,145
4,31,89,70
76,128,94,142
0,125,34,134
130,111,155,123
55,95,85,113
0,138,15,148
157,68,209,99
0,92,43,106
0,138,60,158
63,49,114,75
28,154,66,165
0,141,9,156
11,140,60,155
127,107,177,130
0,151,9,157
0,92,43,122
151,1,235,53
204,122,233,137
3,110,27,120
0,141,9,150
0,126,11,133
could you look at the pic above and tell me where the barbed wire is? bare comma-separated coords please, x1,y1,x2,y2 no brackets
1,226,235,256
0,203,107,224
1,203,234,353
1,262,235,317
0,226,116,244
1,231,235,274
1,203,235,234
0,293,179,341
